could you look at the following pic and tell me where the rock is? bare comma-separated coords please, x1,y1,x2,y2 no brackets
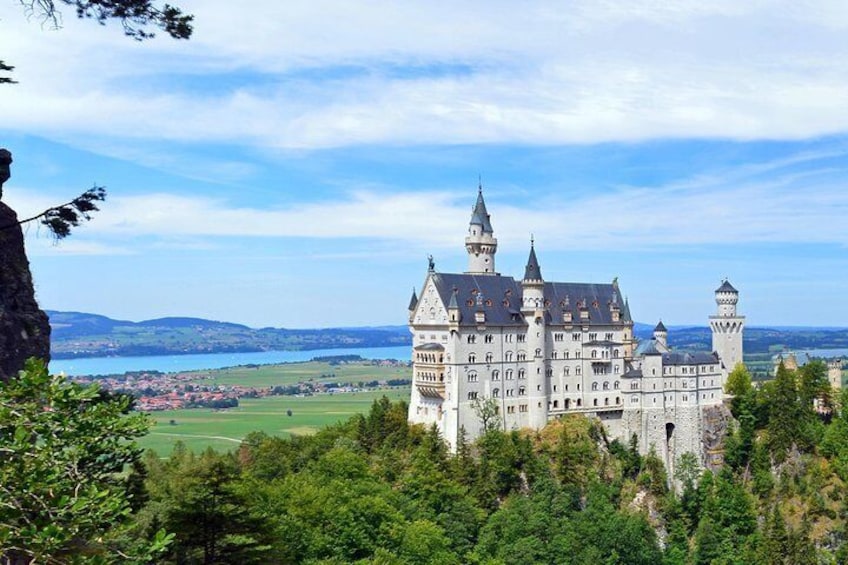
0,149,51,380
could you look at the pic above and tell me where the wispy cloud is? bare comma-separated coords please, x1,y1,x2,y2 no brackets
3,1,848,150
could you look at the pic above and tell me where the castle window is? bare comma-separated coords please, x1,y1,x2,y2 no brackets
506,370,514,380
554,333,564,342
592,382,598,391
517,334,526,343
553,400,559,408
553,385,558,392
468,353,476,363
631,382,638,390
564,351,569,359
603,381,609,390
492,388,500,397
614,381,619,390
577,399,582,407
507,389,514,397
467,335,476,344
485,352,493,363
605,398,609,406
615,396,620,404
507,406,515,414
593,399,598,406
614,365,620,374
505,334,513,343
591,350,598,359
467,373,478,383
492,370,500,381
631,396,638,403
682,380,687,388
485,334,494,344
505,351,513,362
546,369,553,378
572,333,581,341
518,386,526,396
517,352,526,361
589,333,597,341
605,333,614,341
564,367,570,376
535,348,542,358
467,391,478,400
519,404,528,413
552,351,558,359
518,369,526,380
576,367,581,375
613,349,619,358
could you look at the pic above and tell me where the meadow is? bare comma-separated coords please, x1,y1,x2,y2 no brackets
181,359,411,387
139,387,410,454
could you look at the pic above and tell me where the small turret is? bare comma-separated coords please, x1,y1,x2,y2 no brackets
715,279,739,317
521,239,545,311
653,320,668,350
408,288,418,320
447,287,461,325
465,184,498,275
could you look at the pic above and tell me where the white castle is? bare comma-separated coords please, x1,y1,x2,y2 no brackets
407,187,744,472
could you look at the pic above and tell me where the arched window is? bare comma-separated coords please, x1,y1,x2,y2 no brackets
505,351,514,362
613,349,619,358
518,369,525,380
563,367,570,376
593,399,598,406
467,391,478,400
485,352,493,363
603,382,609,390
591,350,597,359
535,348,542,358
518,386,526,396
614,381,619,390
506,370,514,380
468,353,476,363
492,388,500,397
592,382,598,391
492,370,500,381
604,397,609,406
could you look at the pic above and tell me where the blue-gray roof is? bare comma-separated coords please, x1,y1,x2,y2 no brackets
523,244,542,281
469,189,494,234
662,352,720,366
428,273,629,327
635,339,663,356
716,280,738,293
654,320,667,332
408,288,418,311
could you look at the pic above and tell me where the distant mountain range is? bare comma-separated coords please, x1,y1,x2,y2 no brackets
47,310,848,359
47,311,411,359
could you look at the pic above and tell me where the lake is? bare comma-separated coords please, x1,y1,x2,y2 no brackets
49,345,412,377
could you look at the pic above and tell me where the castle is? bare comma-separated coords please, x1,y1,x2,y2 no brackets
407,187,744,473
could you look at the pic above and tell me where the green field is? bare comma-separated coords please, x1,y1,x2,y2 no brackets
139,387,410,455
182,360,411,387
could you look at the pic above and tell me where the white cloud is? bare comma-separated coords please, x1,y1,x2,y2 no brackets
3,1,848,149
8,148,848,253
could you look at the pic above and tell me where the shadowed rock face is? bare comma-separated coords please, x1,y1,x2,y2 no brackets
0,149,51,381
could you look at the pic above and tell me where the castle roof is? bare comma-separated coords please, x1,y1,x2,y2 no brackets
662,351,720,366
428,272,628,327
469,188,494,234
654,320,667,332
635,339,663,356
408,288,418,311
523,243,543,281
716,279,738,293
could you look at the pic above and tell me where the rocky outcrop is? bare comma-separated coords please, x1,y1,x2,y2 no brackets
702,402,733,472
0,149,51,381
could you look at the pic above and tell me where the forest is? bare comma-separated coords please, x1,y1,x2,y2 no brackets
2,360,848,564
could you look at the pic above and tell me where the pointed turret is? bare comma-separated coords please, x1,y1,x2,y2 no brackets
465,184,498,274
653,320,668,349
408,288,418,312
447,287,461,324
523,240,543,282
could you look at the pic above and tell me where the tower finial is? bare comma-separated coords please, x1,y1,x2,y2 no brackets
530,233,534,247
478,174,483,193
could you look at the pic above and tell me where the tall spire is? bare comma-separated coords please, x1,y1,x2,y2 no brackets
523,239,543,282
465,181,498,275
469,184,494,234
408,287,418,312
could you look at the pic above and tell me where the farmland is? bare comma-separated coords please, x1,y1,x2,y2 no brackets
135,358,411,454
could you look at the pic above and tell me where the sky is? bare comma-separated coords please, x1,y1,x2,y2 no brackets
1,1,848,329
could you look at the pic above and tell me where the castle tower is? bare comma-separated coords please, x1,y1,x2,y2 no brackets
653,320,668,351
521,240,548,429
465,185,498,274
709,280,745,376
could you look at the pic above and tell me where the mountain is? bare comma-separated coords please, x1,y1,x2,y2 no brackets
46,311,410,359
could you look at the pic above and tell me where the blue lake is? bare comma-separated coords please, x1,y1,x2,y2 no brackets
49,345,412,377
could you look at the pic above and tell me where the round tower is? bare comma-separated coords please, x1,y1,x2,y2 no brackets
465,184,498,274
521,240,548,430
709,279,745,377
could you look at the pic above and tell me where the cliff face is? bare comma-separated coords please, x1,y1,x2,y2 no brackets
0,150,51,380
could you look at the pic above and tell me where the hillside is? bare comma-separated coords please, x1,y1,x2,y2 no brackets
48,310,848,360
47,311,410,359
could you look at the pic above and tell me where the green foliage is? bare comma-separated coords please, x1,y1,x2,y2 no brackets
0,359,168,563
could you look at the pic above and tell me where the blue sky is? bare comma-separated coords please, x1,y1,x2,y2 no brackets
2,1,848,328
